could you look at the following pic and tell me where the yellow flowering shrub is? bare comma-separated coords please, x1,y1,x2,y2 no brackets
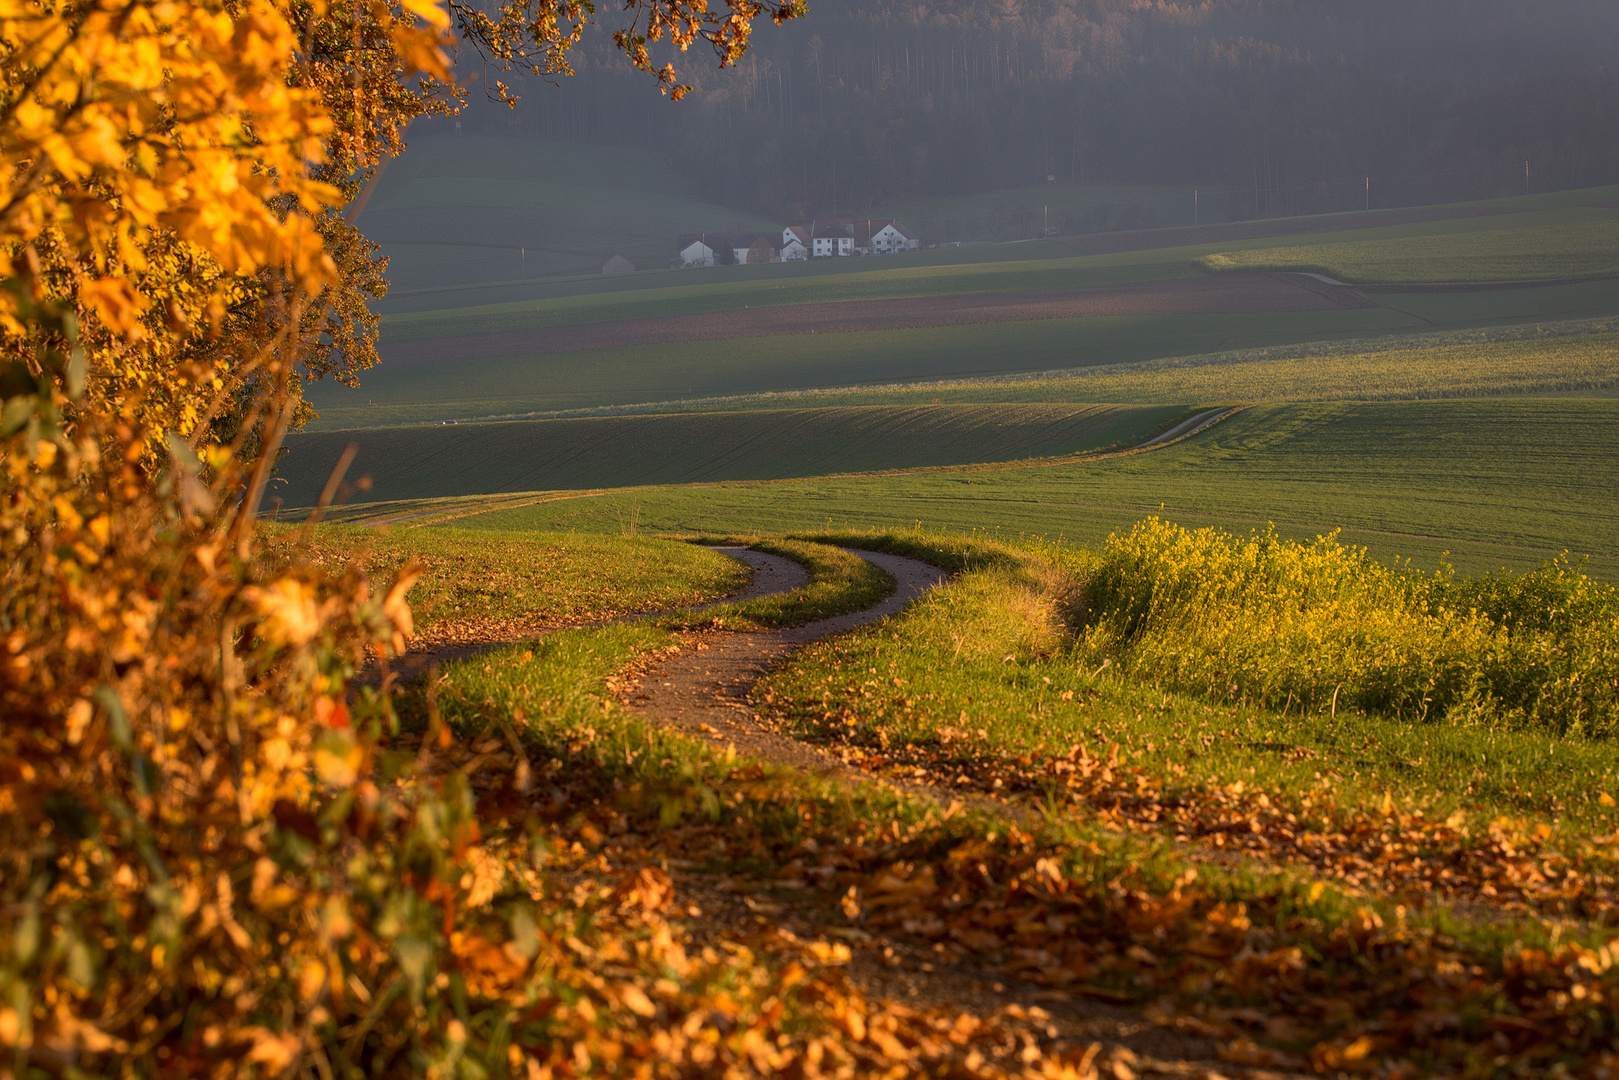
1081,518,1619,736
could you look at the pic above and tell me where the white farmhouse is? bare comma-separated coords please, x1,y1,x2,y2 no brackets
780,226,810,261
859,219,919,254
676,235,716,267
811,222,855,257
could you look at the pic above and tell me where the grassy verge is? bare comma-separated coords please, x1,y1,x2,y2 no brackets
756,531,1619,897
282,526,750,630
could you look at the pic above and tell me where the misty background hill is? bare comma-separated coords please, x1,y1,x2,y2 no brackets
423,0,1619,229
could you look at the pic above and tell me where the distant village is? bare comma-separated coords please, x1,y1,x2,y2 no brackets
673,220,920,268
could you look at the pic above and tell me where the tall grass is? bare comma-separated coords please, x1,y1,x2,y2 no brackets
1078,518,1619,737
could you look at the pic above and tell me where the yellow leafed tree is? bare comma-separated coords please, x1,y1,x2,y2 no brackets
0,0,804,1075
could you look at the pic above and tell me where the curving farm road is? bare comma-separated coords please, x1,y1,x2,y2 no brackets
619,547,947,778
619,546,1310,1078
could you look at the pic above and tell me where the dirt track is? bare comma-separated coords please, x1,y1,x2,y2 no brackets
378,272,1373,368
619,547,1310,1078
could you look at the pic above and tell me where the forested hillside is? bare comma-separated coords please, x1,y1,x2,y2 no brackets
442,0,1619,227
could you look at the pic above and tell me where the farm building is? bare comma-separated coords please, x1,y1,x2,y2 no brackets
780,226,809,261
855,219,919,254
776,219,917,257
676,235,716,267
811,222,855,257
600,253,636,274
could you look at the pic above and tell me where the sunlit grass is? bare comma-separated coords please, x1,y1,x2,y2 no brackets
759,530,1619,830
287,526,749,629
1199,208,1619,282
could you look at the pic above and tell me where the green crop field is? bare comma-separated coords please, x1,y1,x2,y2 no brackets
273,403,1187,507
433,399,1619,580
304,308,1419,429
1199,206,1619,282
639,325,1619,410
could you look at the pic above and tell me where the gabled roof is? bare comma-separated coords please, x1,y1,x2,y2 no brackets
677,233,715,250
852,218,916,242
784,225,810,244
812,223,854,240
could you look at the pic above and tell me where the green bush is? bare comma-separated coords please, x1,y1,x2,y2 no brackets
1079,518,1619,737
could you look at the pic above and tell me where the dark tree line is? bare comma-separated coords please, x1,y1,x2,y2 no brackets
443,0,1619,232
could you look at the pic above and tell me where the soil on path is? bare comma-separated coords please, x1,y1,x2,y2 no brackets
620,548,1310,1079
379,273,1372,368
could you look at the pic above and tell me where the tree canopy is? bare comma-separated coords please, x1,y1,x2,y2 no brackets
0,1,801,1075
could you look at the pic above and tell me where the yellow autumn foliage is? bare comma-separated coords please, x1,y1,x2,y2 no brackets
1080,518,1619,736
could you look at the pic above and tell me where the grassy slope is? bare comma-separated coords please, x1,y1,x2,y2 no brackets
274,404,1187,508
782,326,1619,406
402,531,1619,1075
759,533,1619,831
1200,206,1619,282
444,399,1619,580
284,527,749,628
305,309,1417,428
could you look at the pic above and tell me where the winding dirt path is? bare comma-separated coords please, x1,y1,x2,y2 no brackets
619,547,946,777
618,548,1307,1079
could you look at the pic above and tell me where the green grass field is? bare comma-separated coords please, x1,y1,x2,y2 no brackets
700,326,1619,408
286,527,747,628
274,404,1187,507
306,309,1423,428
1199,207,1619,283
306,314,1619,433
435,399,1619,580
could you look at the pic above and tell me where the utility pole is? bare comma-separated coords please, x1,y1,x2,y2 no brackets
520,246,525,278
1365,176,1370,212
1044,205,1048,236
1194,188,1198,225
1525,159,1530,195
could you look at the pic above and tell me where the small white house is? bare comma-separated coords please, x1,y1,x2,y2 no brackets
866,220,918,253
677,237,715,268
